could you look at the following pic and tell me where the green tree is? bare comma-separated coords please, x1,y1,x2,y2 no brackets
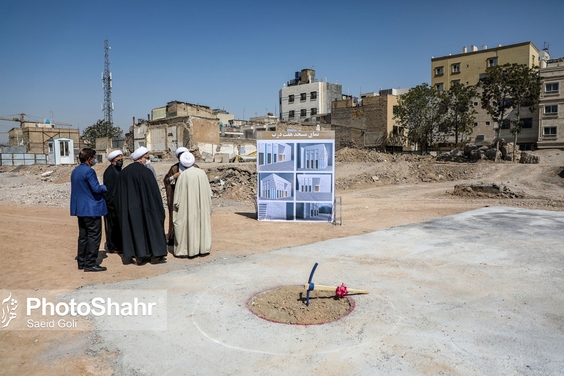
478,63,541,161
394,83,444,154
439,83,478,146
81,120,122,148
505,64,542,161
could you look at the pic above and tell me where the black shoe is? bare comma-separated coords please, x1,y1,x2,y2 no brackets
84,265,107,272
136,257,150,266
78,265,84,270
150,257,167,264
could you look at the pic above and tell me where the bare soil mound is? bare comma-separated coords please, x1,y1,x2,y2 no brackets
248,285,353,325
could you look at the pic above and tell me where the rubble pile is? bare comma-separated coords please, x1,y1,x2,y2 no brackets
438,138,540,164
207,165,257,201
335,148,390,163
453,183,524,199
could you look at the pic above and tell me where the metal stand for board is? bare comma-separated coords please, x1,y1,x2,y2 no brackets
332,196,342,226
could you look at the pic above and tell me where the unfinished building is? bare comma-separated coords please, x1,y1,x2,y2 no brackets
331,89,408,152
130,101,220,158
8,120,80,154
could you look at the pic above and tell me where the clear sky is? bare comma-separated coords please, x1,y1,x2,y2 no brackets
1,0,563,143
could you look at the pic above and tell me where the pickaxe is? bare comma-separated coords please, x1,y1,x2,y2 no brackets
304,262,368,306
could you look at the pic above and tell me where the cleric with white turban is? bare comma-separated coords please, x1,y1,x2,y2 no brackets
131,146,149,161
179,150,195,171
164,146,195,245
173,148,212,258
103,150,124,254
115,146,167,264
107,150,123,162
175,147,189,158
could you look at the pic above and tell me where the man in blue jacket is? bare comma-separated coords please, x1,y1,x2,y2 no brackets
70,148,108,272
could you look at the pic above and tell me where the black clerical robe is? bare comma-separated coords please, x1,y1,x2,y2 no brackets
103,164,122,251
116,162,167,259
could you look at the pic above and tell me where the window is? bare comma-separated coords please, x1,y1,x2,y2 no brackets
435,83,444,91
543,127,557,137
544,105,558,115
300,93,307,101
519,143,533,151
300,109,307,117
310,91,317,100
545,82,559,93
59,140,70,157
452,63,460,73
310,108,317,116
289,110,295,118
474,102,479,106
451,80,460,86
486,121,490,125
488,57,498,67
288,95,294,103
435,66,444,75
502,118,533,129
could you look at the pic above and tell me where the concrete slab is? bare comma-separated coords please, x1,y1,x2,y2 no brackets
70,206,564,375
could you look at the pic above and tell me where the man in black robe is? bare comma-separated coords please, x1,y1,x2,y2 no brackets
117,146,167,265
103,150,123,254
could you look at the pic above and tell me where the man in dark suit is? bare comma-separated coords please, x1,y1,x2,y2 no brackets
70,148,108,272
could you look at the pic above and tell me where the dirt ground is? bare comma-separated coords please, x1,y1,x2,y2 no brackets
1,148,563,375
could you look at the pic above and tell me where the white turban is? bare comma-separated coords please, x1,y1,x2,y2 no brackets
131,146,149,161
107,150,123,161
179,151,195,169
175,147,189,158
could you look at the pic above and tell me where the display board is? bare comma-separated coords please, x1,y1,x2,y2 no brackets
256,131,335,222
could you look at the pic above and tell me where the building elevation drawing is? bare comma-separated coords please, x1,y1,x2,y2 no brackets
296,202,333,221
256,131,335,222
298,143,330,170
257,202,293,221
295,174,332,201
258,142,294,171
259,173,293,200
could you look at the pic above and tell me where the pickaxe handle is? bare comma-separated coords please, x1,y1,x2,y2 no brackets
304,283,369,294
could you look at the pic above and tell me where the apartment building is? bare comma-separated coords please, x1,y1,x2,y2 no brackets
279,69,342,123
537,56,564,149
431,42,540,147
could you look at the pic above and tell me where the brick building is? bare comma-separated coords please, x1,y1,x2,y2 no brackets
331,89,409,152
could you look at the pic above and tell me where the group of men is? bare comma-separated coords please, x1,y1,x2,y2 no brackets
69,146,212,272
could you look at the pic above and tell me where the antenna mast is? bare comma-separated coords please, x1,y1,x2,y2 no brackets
102,39,113,126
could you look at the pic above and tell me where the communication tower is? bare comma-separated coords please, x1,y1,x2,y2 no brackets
102,39,114,126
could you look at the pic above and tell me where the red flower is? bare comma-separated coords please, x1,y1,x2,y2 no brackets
335,283,348,298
